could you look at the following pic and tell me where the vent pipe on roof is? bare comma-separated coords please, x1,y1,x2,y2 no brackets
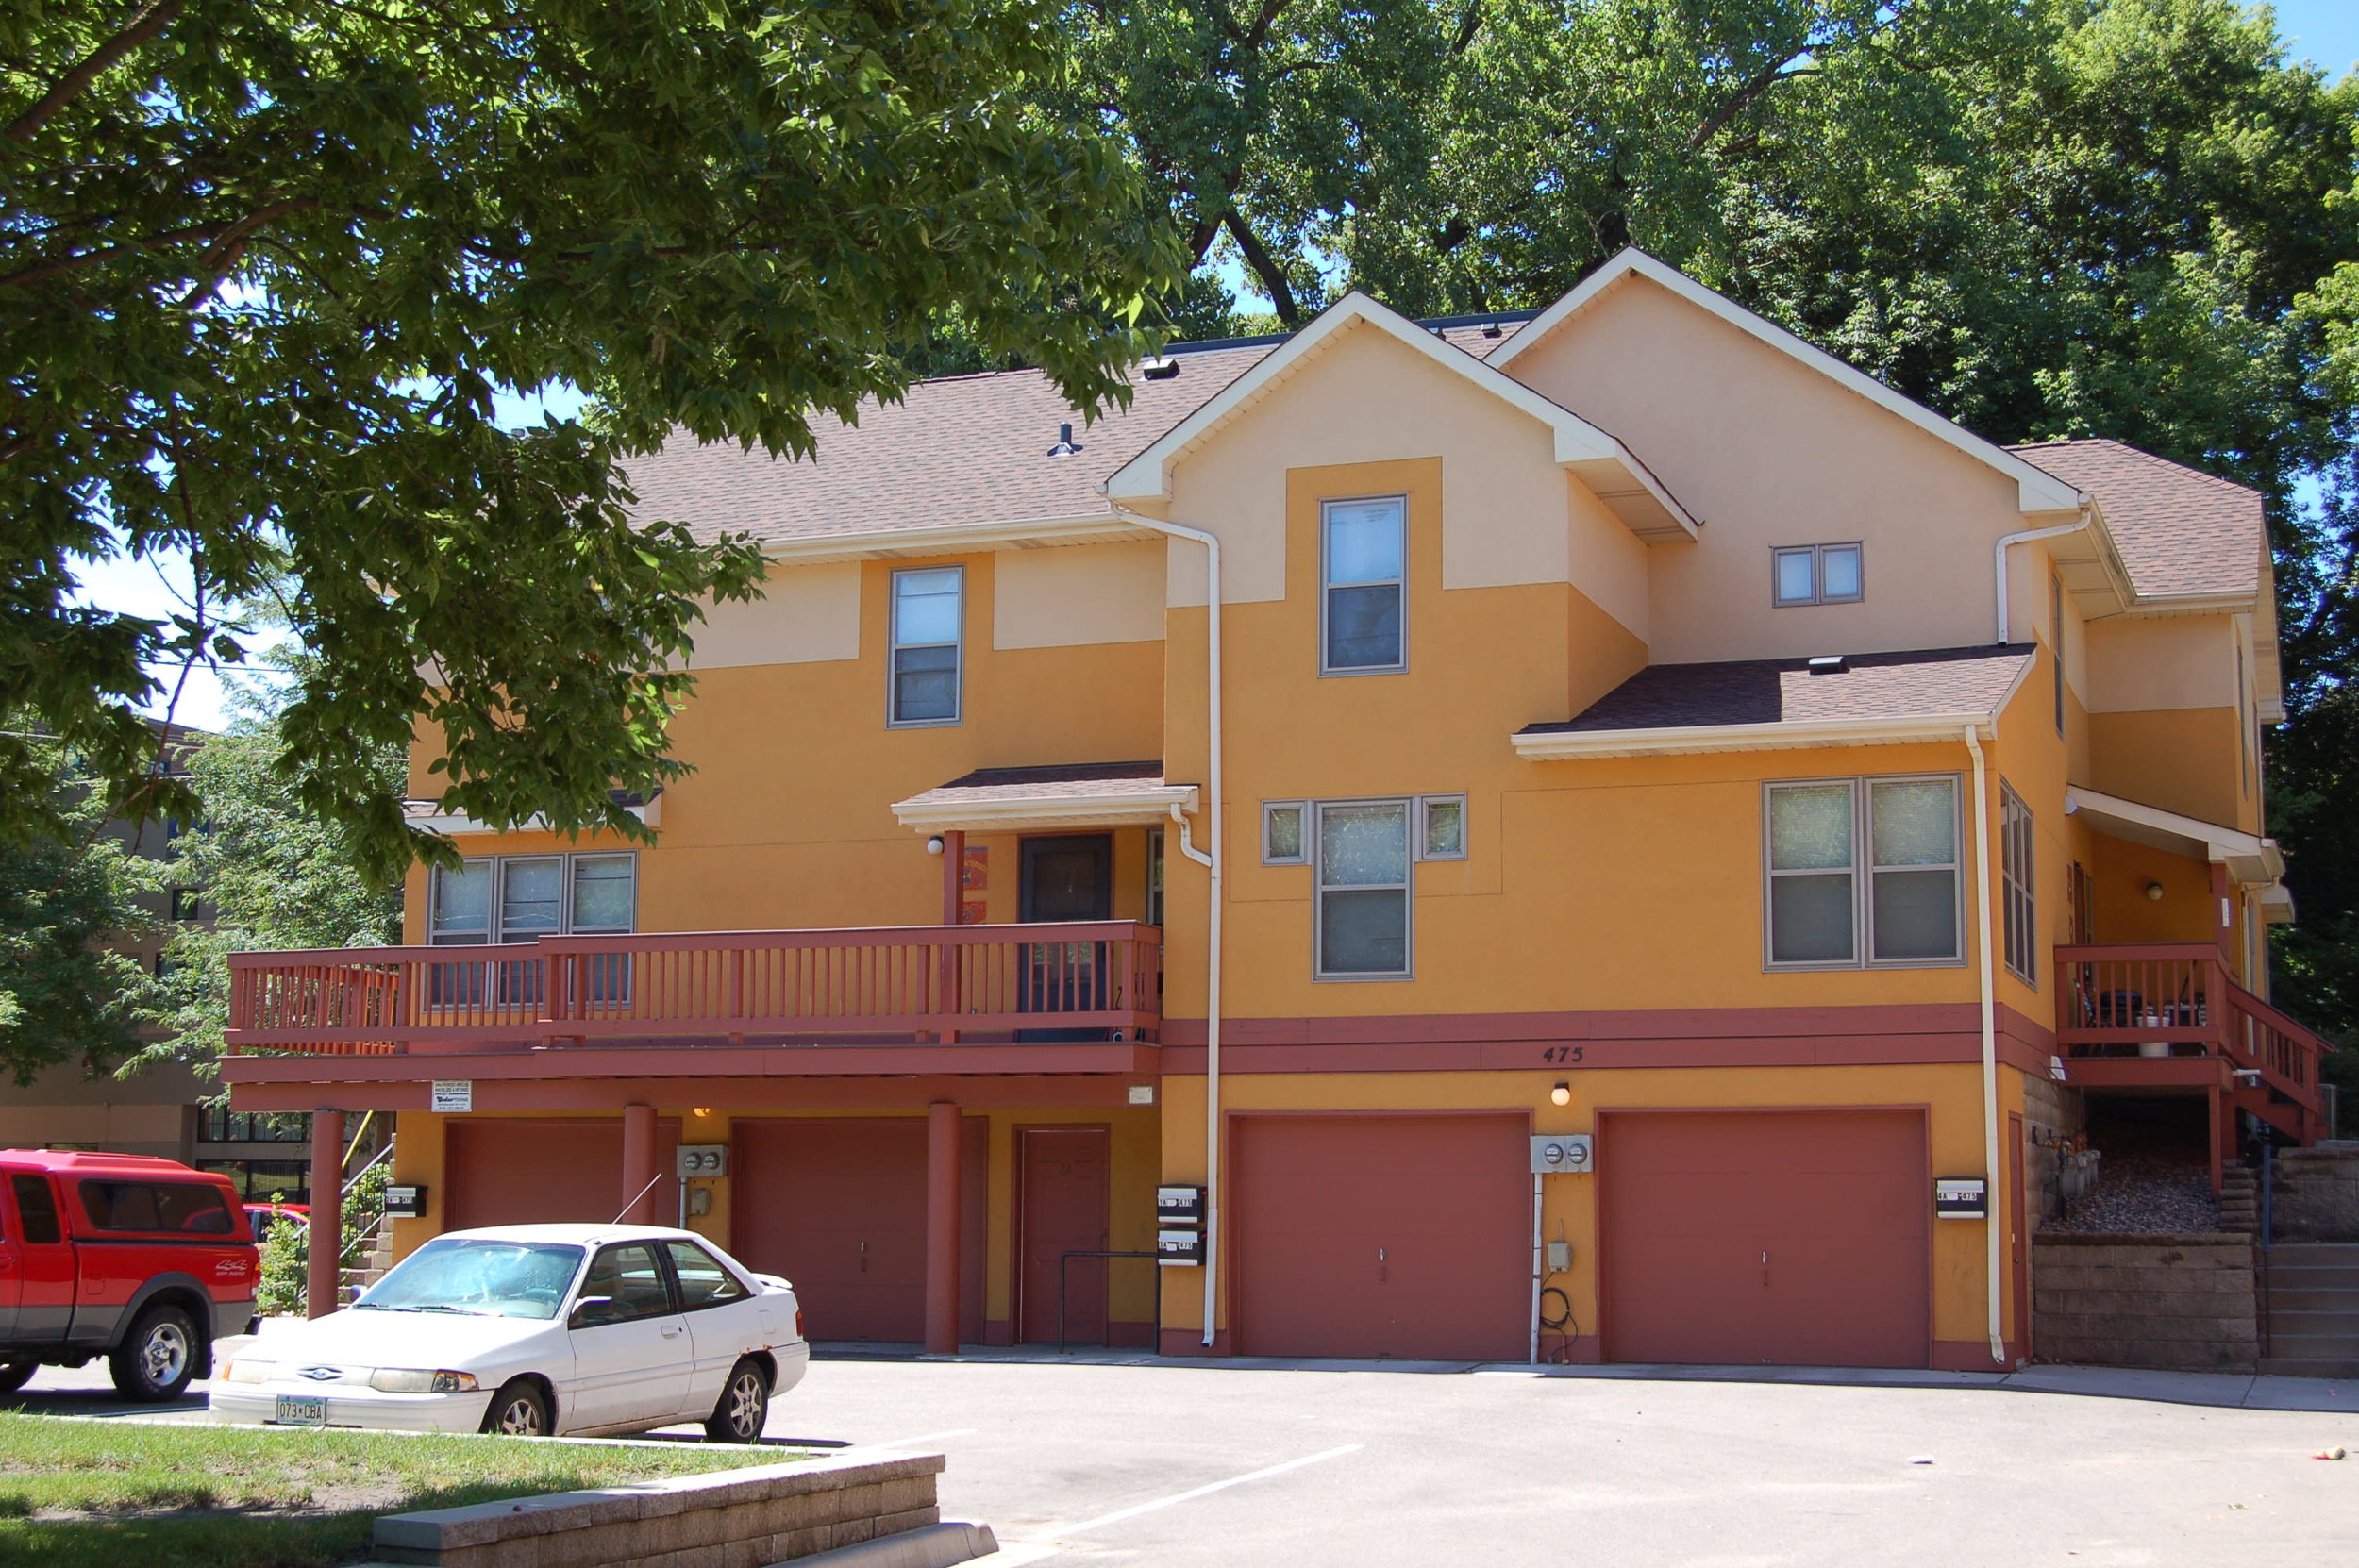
1141,358,1181,381
1047,422,1083,457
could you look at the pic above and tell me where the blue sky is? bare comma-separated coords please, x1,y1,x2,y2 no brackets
69,7,2359,730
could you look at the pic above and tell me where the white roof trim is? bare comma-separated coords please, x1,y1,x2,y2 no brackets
891,784,1198,834
1512,712,1995,760
1490,250,2085,516
404,798,661,836
757,513,1146,564
2063,786,2283,883
1103,292,1700,542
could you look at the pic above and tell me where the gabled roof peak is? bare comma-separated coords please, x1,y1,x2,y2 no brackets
1492,249,2085,517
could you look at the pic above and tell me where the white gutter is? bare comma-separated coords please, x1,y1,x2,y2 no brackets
1964,725,2005,1365
1109,501,1225,1350
1513,711,2001,761
1993,503,2091,644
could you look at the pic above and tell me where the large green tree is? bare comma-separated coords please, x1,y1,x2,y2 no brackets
4,0,1181,882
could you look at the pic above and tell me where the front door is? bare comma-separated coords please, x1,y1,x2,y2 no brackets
1018,1126,1110,1344
1018,835,1113,1038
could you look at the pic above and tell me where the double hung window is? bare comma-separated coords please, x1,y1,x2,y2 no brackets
1321,497,1406,673
1316,800,1411,977
2001,783,2035,984
1772,542,1864,607
1765,776,1961,967
890,567,963,726
427,853,638,1006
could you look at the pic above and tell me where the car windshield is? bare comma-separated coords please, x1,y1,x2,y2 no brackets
355,1238,585,1320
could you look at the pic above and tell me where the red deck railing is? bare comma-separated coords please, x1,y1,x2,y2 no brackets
226,922,1163,1053
2054,942,2330,1138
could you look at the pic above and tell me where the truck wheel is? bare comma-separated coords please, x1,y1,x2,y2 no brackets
479,1378,551,1437
703,1358,769,1443
0,1359,36,1395
108,1304,201,1402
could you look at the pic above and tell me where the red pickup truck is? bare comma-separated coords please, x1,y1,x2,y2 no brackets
0,1150,259,1401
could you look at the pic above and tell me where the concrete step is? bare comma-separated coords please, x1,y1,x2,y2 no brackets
2268,1243,2359,1266
2260,1357,2359,1379
2266,1333,2359,1360
2267,1287,2359,1311
2267,1266,2359,1292
2268,1309,2359,1335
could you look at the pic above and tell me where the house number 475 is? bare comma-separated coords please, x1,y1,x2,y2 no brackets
1540,1045,1585,1064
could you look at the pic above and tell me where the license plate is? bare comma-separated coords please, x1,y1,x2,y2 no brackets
275,1394,327,1426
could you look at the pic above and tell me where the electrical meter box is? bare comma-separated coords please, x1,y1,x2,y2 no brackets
1157,1228,1206,1266
1934,1176,1988,1218
676,1144,728,1179
1529,1134,1595,1175
1156,1184,1207,1223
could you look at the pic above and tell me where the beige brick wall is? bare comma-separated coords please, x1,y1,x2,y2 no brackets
2033,1237,2257,1373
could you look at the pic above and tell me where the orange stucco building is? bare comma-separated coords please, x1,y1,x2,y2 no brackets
224,250,2329,1370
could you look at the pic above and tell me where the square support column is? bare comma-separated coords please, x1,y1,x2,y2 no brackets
925,1101,962,1356
307,1108,344,1319
621,1103,661,1225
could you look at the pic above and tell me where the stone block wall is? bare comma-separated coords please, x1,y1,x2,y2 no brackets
2020,1073,2084,1224
2271,1147,2359,1243
2033,1235,2258,1373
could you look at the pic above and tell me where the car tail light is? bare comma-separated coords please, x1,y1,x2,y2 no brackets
796,1309,805,1340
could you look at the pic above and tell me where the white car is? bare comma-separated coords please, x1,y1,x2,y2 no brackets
209,1224,809,1441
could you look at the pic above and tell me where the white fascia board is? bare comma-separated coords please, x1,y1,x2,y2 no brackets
406,799,661,836
1492,250,2084,516
1102,292,1699,541
1512,712,1996,760
891,785,1199,835
759,514,1146,564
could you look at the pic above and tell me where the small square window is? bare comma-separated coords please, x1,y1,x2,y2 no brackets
1418,796,1466,860
1773,542,1864,607
1263,802,1307,865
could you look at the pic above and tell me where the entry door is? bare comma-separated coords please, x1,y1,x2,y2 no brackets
1018,1127,1110,1344
1019,836,1113,1036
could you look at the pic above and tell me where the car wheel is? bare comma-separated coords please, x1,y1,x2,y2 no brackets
703,1358,769,1443
479,1378,552,1437
108,1304,200,1403
0,1359,37,1395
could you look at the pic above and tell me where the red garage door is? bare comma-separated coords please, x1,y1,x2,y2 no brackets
444,1117,680,1233
1600,1109,1929,1368
731,1118,985,1344
1233,1113,1528,1361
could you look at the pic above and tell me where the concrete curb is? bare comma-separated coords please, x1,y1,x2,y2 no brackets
775,1521,999,1568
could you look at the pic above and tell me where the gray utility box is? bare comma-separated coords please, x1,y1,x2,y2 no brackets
1530,1135,1595,1175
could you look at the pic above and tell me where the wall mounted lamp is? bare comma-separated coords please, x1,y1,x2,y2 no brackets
2145,881,2165,901
1549,1083,1573,1107
926,835,945,856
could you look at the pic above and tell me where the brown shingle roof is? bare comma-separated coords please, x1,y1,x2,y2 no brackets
916,761,1171,805
2006,438,2263,600
1526,645,2035,735
624,325,1512,547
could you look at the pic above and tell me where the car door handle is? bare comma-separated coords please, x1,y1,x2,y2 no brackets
661,1325,684,1338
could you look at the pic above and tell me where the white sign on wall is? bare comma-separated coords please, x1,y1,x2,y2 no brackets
430,1079,473,1114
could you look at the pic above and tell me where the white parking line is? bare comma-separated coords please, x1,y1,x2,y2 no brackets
1047,1443,1364,1538
856,1426,977,1451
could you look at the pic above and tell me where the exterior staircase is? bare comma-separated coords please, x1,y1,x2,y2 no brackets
2217,1165,2258,1234
2262,1243,2359,1379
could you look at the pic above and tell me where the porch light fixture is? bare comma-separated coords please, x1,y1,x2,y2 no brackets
926,835,945,856
2146,881,2165,901
1549,1083,1572,1107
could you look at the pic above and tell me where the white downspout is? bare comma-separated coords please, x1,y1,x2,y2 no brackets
1992,502,2093,644
1111,501,1224,1349
1964,724,2005,1365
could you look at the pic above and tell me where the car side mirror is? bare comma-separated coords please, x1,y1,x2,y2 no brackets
568,1295,616,1329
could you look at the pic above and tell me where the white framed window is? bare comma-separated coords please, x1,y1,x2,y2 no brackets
1417,795,1466,860
1262,801,1307,865
1321,496,1406,674
428,854,638,945
1765,775,1961,969
1146,828,1165,927
2001,782,2035,985
1771,542,1864,607
889,566,963,726
1315,798,1412,978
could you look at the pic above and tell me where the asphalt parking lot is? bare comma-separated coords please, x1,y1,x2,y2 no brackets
12,1354,2359,1565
